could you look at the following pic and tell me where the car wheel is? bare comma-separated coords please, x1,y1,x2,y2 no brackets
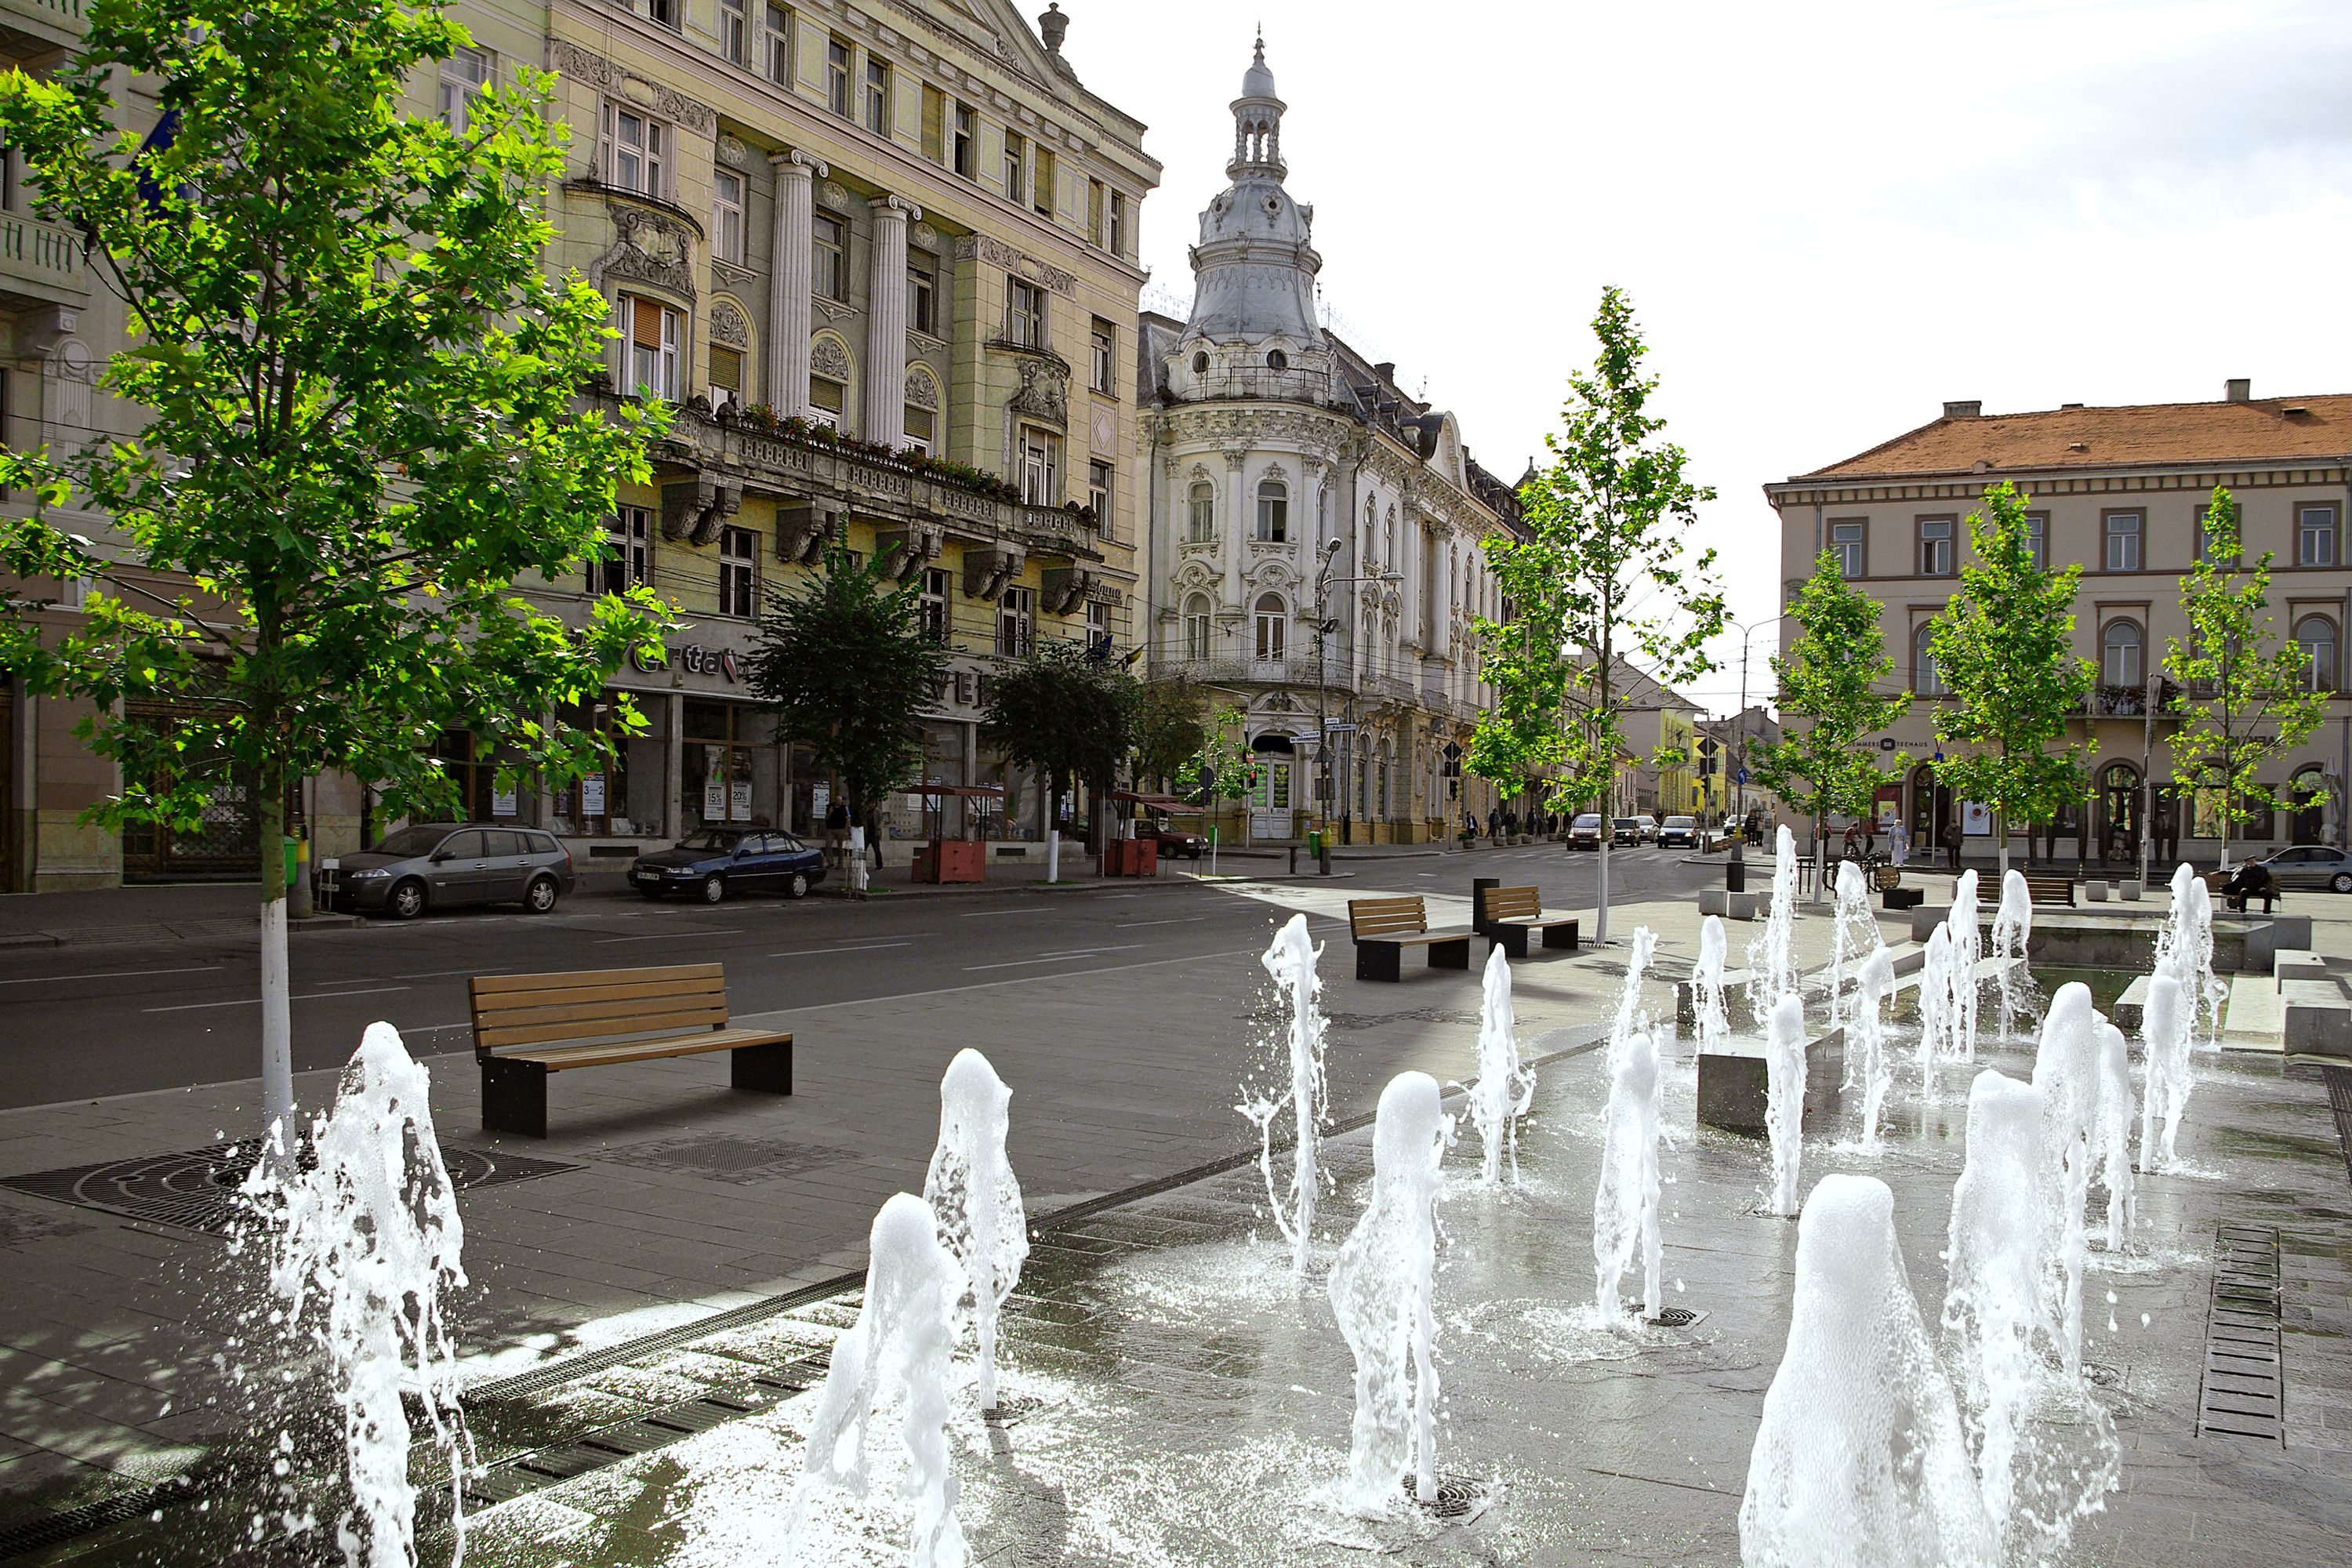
388,879,427,920
2333,873,2350,895
524,875,559,914
787,871,810,899
701,874,727,905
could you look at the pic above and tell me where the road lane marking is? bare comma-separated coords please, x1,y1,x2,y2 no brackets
1113,916,1207,928
143,985,413,1014
963,943,1142,971
0,964,218,989
595,929,744,944
767,941,916,957
956,906,1059,918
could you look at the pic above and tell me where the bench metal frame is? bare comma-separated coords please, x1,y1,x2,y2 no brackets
1348,895,1475,982
469,962,793,1137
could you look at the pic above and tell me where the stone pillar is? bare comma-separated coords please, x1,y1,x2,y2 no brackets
1222,446,1248,615
768,150,826,419
663,690,685,838
863,194,919,446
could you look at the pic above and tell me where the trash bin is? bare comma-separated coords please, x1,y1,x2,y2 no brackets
1472,876,1500,935
283,835,299,887
1726,843,1747,894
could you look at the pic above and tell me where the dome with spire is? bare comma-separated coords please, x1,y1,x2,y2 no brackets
1240,34,1276,100
1180,34,1323,347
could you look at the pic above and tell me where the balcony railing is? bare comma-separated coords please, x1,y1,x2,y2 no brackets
1158,654,1351,691
2085,681,2181,718
0,212,86,303
0,0,86,41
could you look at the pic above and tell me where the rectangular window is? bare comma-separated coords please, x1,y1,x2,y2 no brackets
1086,598,1109,649
633,0,680,29
2024,511,2048,570
952,103,976,179
1828,518,1864,578
826,38,852,118
1032,147,1055,216
908,262,937,336
717,0,747,65
764,4,792,85
1006,278,1045,348
997,586,1034,658
808,373,844,429
709,345,743,410
625,296,681,401
1108,191,1127,256
2299,504,2339,567
587,506,653,595
1090,317,1116,394
1087,177,1106,248
601,103,666,197
437,45,491,134
902,404,934,455
718,525,757,618
1918,516,1953,576
814,213,846,300
2103,510,2143,572
919,567,950,643
864,58,890,136
1187,482,1214,543
921,85,946,163
2194,505,2236,565
710,168,745,264
1002,129,1025,202
1018,426,1061,506
1087,459,1111,525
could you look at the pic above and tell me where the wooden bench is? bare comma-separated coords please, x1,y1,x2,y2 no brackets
1348,895,1475,982
469,962,793,1137
1482,885,1580,960
2024,876,2075,908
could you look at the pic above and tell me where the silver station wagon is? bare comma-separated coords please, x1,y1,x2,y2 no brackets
325,822,575,919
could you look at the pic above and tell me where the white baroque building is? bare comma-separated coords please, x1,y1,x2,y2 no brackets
1140,40,1528,844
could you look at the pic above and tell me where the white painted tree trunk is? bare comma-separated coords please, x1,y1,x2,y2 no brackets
849,826,869,894
1046,828,1060,884
259,896,294,1169
1595,834,1611,946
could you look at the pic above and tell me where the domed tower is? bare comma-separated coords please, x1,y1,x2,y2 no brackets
1175,37,1327,368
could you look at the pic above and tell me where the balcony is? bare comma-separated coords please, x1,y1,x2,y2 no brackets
1158,654,1353,693
0,0,85,53
2084,681,2181,719
0,212,86,310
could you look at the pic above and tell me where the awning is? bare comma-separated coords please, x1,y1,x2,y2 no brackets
1109,791,1189,808
912,785,1006,798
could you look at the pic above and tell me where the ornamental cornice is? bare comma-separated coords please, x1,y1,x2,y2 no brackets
548,41,717,136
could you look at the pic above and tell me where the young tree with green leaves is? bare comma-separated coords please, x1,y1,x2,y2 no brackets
982,641,1138,882
2166,486,2330,871
0,0,666,1148
1748,551,1912,878
744,539,946,891
1472,287,1723,943
1926,481,2096,877
1131,676,1210,796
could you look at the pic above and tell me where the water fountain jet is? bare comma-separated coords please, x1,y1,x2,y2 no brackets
1466,946,1534,1186
923,1049,1027,1414
1592,1031,1661,1321
1764,995,1806,1216
1240,913,1330,1276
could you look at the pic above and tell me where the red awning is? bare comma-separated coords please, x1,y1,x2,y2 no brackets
1109,791,1190,809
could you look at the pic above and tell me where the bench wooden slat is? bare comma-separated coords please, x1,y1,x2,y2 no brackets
508,1027,792,1072
472,977,728,1016
1486,887,1542,920
473,989,728,1032
1351,896,1431,938
472,963,724,999
476,1005,731,1052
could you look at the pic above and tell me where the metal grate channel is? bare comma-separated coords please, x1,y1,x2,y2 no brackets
2198,1224,2285,1443
2323,1066,2352,1186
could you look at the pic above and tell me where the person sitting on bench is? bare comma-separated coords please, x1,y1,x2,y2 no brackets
2223,861,2277,914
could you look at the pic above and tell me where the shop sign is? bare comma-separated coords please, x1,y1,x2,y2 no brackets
925,660,996,717
729,781,753,820
631,643,742,682
1962,800,1993,836
581,774,606,815
492,787,517,818
811,782,831,818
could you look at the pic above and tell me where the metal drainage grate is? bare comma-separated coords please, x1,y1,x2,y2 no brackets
2322,1066,2352,1187
2198,1224,2284,1443
0,1140,579,1236
1649,1306,1707,1330
1403,1474,1490,1523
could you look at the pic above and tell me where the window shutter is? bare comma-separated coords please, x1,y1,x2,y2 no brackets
633,297,662,348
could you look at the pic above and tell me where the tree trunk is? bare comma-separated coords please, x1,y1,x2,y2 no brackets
256,763,296,1171
1996,808,2009,880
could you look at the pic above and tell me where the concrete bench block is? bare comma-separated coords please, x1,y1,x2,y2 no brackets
2085,881,2110,902
2119,880,2143,902
1699,889,1760,920
2281,989,2352,1058
1697,1026,1845,1136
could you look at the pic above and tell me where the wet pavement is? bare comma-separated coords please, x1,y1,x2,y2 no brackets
30,995,2352,1566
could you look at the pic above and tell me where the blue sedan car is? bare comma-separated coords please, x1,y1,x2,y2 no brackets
630,828,827,903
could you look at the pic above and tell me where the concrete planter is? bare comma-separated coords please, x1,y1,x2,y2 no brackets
1697,1026,1845,1136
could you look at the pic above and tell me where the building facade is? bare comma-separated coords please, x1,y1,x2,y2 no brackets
1138,41,1525,844
2,0,1161,889
1766,384,2352,865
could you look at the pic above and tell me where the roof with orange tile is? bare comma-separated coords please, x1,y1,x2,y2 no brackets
1788,394,2351,482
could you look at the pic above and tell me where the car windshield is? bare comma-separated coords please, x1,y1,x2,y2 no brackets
1614,819,1640,829
676,829,746,851
1665,818,1694,827
1573,815,1601,828
372,825,454,857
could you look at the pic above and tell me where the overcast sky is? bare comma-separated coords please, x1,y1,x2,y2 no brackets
1051,0,2352,714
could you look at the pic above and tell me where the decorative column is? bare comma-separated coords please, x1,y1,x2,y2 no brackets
863,194,919,445
768,150,826,419
1222,447,1249,615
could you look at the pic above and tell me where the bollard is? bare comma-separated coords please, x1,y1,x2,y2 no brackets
1726,840,1747,894
1289,844,1298,876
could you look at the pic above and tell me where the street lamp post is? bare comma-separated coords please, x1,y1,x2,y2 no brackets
1311,539,1403,860
1719,615,1773,833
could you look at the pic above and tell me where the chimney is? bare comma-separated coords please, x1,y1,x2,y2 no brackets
2224,377,2252,403
1943,400,1982,419
1037,2,1067,53
1374,361,1396,385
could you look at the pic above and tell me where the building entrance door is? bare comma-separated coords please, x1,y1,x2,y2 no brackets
1249,756,1294,840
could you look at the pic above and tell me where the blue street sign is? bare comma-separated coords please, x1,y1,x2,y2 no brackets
1736,768,1748,784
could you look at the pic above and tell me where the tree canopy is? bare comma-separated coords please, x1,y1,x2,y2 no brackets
981,640,1138,825
1748,550,1911,839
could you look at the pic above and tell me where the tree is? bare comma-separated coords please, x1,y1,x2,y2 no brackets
1748,551,1912,875
1926,481,2095,876
1131,676,1210,795
1472,287,1722,943
0,0,666,1148
743,538,946,888
981,641,1138,880
2166,486,2330,871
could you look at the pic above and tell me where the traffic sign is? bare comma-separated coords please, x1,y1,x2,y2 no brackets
1737,768,1748,784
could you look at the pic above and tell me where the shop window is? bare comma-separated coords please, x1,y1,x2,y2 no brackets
997,586,1034,658
718,524,757,618
553,696,641,837
681,699,772,830
587,505,652,594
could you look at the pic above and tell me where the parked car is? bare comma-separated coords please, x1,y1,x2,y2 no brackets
1637,818,1660,844
2249,844,2352,894
331,822,574,920
1138,815,1208,858
1658,815,1698,848
1568,813,1604,849
1611,817,1643,847
631,828,826,903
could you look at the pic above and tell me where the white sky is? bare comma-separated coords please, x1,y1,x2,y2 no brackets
1051,0,2352,714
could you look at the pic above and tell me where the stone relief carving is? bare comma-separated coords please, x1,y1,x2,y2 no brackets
548,41,717,136
909,220,940,252
708,298,750,349
950,233,1077,300
716,133,749,168
1010,358,1067,424
810,334,852,381
905,365,941,410
596,204,696,300
818,180,851,212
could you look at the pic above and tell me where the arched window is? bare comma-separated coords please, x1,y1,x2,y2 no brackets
2101,619,2142,688
1182,593,1211,662
1254,593,1287,661
1256,476,1289,542
1914,623,1945,695
1384,506,1396,570
2296,615,2337,691
1187,481,1215,543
